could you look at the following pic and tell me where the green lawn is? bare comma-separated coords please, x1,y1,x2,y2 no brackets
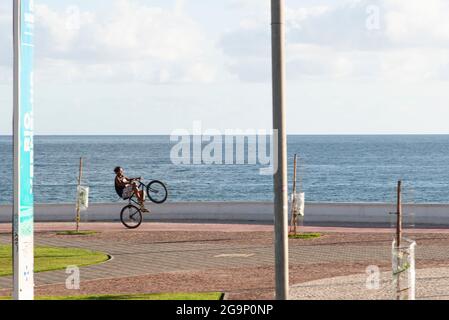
0,245,109,277
288,233,322,240
0,292,223,301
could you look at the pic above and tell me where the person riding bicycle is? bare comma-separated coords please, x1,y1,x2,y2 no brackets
114,167,149,213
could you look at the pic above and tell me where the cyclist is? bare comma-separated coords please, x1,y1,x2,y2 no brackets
114,167,149,213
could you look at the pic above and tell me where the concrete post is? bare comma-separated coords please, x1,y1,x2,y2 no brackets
271,0,289,300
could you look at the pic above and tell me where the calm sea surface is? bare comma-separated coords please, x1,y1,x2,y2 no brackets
1,135,449,204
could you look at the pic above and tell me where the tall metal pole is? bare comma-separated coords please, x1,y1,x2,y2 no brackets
271,0,289,300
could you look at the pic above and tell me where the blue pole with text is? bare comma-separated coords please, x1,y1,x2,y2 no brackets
13,0,35,300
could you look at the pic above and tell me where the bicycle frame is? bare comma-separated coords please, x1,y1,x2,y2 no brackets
118,178,167,205
126,182,146,206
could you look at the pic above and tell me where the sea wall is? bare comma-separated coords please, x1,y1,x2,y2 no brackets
1,202,449,226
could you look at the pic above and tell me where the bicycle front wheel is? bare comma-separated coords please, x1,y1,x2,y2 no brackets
120,205,143,229
146,180,168,204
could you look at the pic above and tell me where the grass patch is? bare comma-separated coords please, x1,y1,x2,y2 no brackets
288,233,322,240
56,231,99,236
0,292,223,301
0,245,109,277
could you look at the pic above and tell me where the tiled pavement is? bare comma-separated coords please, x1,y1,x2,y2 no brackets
2,232,449,299
290,267,449,300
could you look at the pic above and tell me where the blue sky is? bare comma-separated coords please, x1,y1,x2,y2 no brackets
1,0,449,135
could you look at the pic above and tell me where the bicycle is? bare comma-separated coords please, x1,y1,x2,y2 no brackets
118,179,168,229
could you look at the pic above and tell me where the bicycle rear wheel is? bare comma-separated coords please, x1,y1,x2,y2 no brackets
146,180,168,204
120,204,143,229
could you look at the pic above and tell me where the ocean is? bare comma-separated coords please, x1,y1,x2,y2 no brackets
1,135,449,204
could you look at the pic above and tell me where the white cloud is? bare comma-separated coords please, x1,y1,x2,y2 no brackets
286,1,388,50
3,0,449,85
174,0,187,16
227,0,270,12
380,48,449,82
0,2,12,84
385,0,449,47
0,1,12,67
218,0,449,82
31,0,228,84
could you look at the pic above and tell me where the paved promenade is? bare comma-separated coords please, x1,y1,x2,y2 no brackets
291,267,449,300
1,222,449,299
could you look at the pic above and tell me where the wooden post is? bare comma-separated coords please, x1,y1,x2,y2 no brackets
292,155,298,235
396,180,402,248
396,180,402,300
76,157,83,232
292,154,297,194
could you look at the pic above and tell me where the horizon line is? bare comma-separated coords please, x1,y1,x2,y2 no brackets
2,133,449,136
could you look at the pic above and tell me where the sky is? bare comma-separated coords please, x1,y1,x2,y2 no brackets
1,0,449,135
